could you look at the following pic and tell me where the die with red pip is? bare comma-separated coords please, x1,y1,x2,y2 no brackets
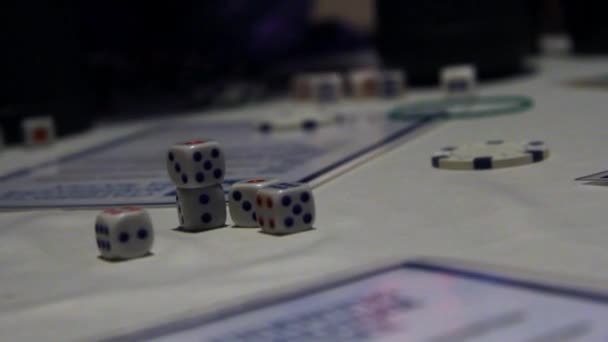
254,182,315,235
95,207,154,261
166,140,225,188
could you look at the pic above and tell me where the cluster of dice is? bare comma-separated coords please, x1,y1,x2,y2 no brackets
292,69,406,103
91,65,475,262
94,139,315,261
291,64,477,104
166,139,315,234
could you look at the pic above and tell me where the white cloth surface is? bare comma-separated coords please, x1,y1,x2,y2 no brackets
1,56,608,341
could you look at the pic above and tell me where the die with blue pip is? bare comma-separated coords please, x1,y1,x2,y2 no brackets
95,206,154,261
166,140,225,188
167,139,227,231
228,178,279,227
254,182,315,235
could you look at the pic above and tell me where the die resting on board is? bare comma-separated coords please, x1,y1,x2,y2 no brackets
254,182,315,235
229,178,279,227
95,207,154,261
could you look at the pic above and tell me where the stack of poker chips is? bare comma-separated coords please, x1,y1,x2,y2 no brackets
166,140,227,231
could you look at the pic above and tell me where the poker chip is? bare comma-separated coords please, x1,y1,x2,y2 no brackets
431,140,549,170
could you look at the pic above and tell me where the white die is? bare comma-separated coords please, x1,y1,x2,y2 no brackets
348,69,381,98
440,64,477,97
228,178,279,227
166,140,225,188
22,116,56,146
379,69,405,98
95,207,154,260
176,184,226,231
254,182,315,235
348,69,404,98
291,74,314,100
311,72,344,103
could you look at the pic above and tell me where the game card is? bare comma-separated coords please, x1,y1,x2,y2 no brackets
105,260,608,341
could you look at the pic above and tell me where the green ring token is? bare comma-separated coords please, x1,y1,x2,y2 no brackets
389,95,534,121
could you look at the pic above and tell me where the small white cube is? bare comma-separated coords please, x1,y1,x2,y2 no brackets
349,69,405,98
95,207,154,261
22,116,56,146
166,139,225,188
254,182,315,235
228,178,279,227
440,65,477,97
291,74,314,100
348,69,382,98
176,184,226,231
292,72,344,103
311,72,344,103
380,69,406,98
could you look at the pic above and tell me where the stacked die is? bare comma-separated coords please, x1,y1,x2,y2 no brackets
166,140,227,231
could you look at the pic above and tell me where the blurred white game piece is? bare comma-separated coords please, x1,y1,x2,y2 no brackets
95,207,154,261
229,178,279,227
349,69,405,98
440,65,477,97
22,116,56,146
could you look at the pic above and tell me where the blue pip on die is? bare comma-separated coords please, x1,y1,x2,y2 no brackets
166,139,225,189
95,207,154,261
254,182,315,235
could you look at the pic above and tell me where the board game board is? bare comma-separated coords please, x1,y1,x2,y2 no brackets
0,111,433,208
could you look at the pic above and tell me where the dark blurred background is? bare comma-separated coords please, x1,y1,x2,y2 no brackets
0,0,604,142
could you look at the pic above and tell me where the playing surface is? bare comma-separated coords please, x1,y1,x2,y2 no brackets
0,105,430,208
2,57,608,341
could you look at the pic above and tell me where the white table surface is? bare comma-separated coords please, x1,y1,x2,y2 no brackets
2,56,608,341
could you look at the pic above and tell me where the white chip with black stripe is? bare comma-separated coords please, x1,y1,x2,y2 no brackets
432,140,549,170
